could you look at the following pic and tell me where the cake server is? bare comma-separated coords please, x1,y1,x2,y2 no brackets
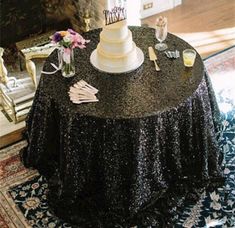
148,47,160,71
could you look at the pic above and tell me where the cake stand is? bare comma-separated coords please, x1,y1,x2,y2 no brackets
90,47,144,74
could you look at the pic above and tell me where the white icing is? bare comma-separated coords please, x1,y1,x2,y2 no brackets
97,43,137,68
95,19,139,70
99,30,133,55
102,20,128,41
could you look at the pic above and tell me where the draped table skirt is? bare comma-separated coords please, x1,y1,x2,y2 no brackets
21,27,223,227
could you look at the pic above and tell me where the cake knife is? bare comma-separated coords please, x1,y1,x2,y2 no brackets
148,47,160,71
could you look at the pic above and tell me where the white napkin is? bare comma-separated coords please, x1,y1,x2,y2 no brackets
69,80,99,104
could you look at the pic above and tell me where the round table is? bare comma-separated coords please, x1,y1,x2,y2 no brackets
21,27,223,227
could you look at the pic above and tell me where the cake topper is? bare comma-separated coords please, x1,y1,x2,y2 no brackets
103,7,126,25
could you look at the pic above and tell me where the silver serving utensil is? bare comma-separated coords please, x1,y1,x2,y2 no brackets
165,50,180,59
176,50,180,58
148,47,160,71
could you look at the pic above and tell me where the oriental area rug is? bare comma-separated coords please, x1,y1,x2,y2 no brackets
0,46,235,228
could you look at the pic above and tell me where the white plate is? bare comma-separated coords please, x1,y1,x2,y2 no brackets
90,47,144,74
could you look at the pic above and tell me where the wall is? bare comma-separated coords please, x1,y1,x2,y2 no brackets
104,0,182,25
140,0,182,18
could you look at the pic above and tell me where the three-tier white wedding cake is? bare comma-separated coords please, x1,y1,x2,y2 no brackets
90,7,144,73
96,19,138,69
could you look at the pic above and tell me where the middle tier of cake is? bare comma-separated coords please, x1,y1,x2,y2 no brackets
99,30,134,55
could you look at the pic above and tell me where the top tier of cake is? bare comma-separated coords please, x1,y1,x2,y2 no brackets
102,20,129,41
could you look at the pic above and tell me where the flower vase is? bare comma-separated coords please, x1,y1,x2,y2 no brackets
59,47,75,78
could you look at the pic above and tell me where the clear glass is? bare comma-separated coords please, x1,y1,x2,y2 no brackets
155,24,168,51
59,47,75,78
183,49,196,67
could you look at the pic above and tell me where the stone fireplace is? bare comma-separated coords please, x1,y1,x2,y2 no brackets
0,0,107,47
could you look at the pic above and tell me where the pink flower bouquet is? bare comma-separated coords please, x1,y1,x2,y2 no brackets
50,29,90,49
50,29,90,77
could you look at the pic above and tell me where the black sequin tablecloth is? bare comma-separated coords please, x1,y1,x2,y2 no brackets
21,27,223,227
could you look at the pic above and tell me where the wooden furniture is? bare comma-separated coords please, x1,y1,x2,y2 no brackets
0,46,36,123
16,31,57,88
0,32,56,123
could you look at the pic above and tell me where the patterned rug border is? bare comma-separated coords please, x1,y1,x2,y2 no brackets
0,140,38,228
0,141,27,159
0,172,39,228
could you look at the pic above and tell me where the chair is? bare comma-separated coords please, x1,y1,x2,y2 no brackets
0,42,56,123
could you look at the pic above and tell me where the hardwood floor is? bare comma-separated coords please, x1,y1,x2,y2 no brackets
1,0,234,148
142,0,235,58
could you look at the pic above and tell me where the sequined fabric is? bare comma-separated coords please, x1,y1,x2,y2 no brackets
21,27,223,227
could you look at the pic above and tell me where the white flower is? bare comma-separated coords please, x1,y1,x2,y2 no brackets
36,211,44,218
42,194,47,200
224,168,230,175
42,183,48,188
42,218,49,224
19,191,27,197
205,216,224,227
48,222,56,228
232,137,235,144
210,191,220,201
63,35,71,43
227,200,234,207
22,185,31,190
210,201,222,210
222,120,229,127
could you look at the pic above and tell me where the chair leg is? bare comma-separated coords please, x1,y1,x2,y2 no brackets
0,47,9,84
26,59,37,89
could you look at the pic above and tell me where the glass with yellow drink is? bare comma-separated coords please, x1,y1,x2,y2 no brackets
183,49,196,67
